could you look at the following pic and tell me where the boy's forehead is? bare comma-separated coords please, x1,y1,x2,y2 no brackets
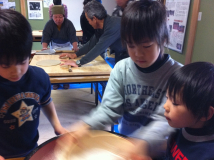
126,38,153,44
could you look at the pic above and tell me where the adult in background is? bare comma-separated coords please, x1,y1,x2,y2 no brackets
42,5,78,51
112,0,134,17
42,5,78,89
80,0,102,44
60,1,128,67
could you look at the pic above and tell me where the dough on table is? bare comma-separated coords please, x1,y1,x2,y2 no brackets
36,59,61,67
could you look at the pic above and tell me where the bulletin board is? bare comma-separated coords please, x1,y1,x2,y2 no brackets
164,0,201,65
165,0,190,53
27,0,43,20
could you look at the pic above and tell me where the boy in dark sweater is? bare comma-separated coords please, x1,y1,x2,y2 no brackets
0,9,67,159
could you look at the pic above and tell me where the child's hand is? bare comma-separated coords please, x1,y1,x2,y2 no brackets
56,121,90,146
67,121,91,141
55,121,90,159
54,125,68,135
0,155,5,160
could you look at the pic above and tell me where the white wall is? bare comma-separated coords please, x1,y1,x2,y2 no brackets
102,0,116,15
62,0,116,30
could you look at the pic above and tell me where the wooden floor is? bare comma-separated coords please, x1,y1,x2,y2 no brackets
38,88,100,145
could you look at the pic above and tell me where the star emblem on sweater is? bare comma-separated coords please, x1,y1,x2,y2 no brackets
10,125,15,130
11,101,34,127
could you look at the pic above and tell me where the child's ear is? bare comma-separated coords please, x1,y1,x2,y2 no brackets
200,106,214,121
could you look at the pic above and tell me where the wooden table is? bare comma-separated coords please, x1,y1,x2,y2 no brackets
6,158,24,160
32,30,83,42
30,55,112,105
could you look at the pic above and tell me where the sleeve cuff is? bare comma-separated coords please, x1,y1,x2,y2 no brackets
41,97,52,107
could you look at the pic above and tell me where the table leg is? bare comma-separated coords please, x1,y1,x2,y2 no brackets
91,83,93,94
95,82,98,106
111,125,115,132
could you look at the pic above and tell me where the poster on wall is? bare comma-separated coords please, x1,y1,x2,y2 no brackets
0,0,15,10
165,0,190,53
43,0,52,8
27,0,43,20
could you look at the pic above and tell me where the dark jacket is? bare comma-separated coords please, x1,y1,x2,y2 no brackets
76,15,128,65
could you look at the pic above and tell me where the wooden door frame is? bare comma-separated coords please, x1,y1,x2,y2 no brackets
20,0,26,18
185,0,201,64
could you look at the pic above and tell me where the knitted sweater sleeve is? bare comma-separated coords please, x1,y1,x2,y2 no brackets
82,62,125,129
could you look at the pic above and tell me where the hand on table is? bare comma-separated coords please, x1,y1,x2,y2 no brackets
57,121,90,144
72,42,79,52
41,48,48,51
55,122,152,160
72,46,79,52
55,121,90,159
54,125,69,136
59,53,77,59
0,155,5,160
60,60,78,67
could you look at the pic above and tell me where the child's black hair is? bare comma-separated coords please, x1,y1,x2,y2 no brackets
121,0,169,55
167,62,214,132
0,9,32,66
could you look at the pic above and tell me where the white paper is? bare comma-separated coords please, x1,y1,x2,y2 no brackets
27,0,43,20
165,0,190,53
0,0,15,10
43,0,52,8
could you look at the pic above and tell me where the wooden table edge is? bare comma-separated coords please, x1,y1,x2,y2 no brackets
50,75,110,83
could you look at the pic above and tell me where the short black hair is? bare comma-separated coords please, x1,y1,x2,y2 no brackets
84,0,107,20
0,9,32,66
167,62,214,131
53,0,61,5
121,0,169,55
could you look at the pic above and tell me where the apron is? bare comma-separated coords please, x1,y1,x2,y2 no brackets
50,41,72,50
